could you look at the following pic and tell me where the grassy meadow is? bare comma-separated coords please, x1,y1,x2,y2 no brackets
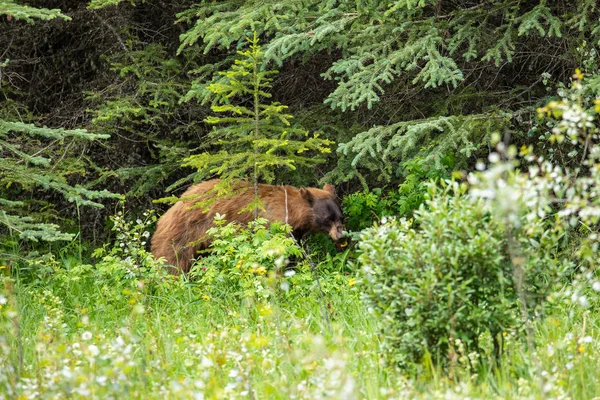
1,239,600,399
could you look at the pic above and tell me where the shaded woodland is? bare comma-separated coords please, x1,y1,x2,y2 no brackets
2,0,598,241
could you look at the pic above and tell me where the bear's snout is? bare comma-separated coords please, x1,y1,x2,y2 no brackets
330,223,350,251
328,223,345,242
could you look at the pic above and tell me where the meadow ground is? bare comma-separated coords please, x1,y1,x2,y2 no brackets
1,250,600,399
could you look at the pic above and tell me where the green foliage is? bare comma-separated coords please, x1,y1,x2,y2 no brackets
175,1,600,190
322,28,464,111
183,33,332,208
18,210,184,308
0,1,69,23
92,209,157,269
358,180,567,371
533,69,600,168
343,155,453,230
190,215,302,302
177,1,595,113
517,3,562,38
470,73,600,310
0,120,119,242
3,249,600,399
86,43,199,197
86,209,182,294
87,0,134,10
327,114,496,186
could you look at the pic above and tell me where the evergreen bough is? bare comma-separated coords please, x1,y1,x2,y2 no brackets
0,0,69,23
0,3,121,243
325,113,509,187
0,121,118,242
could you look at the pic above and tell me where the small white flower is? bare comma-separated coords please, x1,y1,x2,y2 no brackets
61,367,73,379
0,295,7,305
114,336,126,347
194,380,205,389
275,257,286,269
579,336,593,344
200,357,213,368
566,362,574,370
228,369,239,378
578,296,590,308
82,331,92,341
593,281,600,292
88,345,100,357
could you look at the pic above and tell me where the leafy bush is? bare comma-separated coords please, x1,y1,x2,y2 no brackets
18,210,184,310
357,73,600,374
89,210,183,292
358,181,567,372
343,155,453,231
190,215,302,302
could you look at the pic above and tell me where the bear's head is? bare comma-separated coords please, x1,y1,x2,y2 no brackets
300,184,345,244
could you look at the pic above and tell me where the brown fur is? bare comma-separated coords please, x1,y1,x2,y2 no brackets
151,179,344,273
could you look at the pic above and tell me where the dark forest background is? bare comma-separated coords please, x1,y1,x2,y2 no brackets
1,0,599,244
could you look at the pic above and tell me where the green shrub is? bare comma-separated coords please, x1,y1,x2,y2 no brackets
18,210,184,312
190,215,302,303
343,155,453,231
357,180,566,372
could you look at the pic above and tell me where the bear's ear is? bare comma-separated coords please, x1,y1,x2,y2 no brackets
323,184,336,196
300,187,315,205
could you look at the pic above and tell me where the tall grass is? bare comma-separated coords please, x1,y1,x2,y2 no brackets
1,249,599,399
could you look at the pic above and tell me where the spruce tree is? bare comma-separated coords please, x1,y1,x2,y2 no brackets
183,33,332,216
0,121,119,241
0,3,118,242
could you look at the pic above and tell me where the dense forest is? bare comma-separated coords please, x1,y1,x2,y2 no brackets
1,0,600,398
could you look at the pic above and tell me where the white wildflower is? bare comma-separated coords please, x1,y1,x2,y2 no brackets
96,376,108,385
579,336,593,344
88,345,100,357
566,362,574,370
200,357,213,368
578,296,590,307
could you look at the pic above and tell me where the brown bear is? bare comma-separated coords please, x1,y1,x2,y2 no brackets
151,179,345,273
